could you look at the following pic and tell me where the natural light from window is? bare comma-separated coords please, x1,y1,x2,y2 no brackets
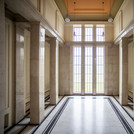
73,25,82,41
96,25,105,41
96,47,104,94
85,25,93,41
73,47,81,93
85,47,93,93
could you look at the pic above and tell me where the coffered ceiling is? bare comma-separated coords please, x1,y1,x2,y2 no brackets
54,0,124,21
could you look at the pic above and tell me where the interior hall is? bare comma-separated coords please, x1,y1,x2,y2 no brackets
0,0,134,134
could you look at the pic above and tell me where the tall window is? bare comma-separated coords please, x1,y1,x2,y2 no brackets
73,25,82,41
85,47,93,93
85,25,93,41
73,47,81,93
96,25,105,41
96,47,105,94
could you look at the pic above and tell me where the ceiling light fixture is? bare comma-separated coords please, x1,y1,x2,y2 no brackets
65,0,70,22
65,15,70,22
108,15,113,22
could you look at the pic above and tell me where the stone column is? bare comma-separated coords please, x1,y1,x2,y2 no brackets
93,45,96,95
119,37,128,105
30,22,45,124
50,38,59,105
0,0,5,133
81,46,85,95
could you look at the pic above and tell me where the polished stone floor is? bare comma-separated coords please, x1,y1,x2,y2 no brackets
34,96,134,134
6,96,134,134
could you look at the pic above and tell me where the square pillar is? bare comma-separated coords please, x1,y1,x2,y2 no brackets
0,0,5,133
119,37,128,105
30,22,45,124
50,38,59,105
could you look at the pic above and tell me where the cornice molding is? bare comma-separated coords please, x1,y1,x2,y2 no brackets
5,0,65,43
114,19,134,45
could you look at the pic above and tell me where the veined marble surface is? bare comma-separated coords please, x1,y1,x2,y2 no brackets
35,96,134,134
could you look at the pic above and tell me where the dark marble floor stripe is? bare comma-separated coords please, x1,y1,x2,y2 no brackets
108,98,134,134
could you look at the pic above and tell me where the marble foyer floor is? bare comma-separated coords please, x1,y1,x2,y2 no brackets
6,96,134,134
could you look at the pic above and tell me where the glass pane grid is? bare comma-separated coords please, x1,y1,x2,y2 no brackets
85,27,93,41
96,47,104,94
73,27,82,41
85,47,93,93
73,47,81,93
96,27,104,41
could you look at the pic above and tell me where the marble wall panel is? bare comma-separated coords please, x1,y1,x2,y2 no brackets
15,24,25,123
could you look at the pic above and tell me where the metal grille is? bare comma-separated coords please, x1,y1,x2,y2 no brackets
96,47,104,93
85,27,93,41
85,47,93,93
73,47,81,93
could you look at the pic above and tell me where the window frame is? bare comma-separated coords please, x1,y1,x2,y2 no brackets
85,25,93,42
96,25,105,42
73,25,82,42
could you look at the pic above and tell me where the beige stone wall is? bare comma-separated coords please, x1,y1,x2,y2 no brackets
64,22,114,42
106,45,119,95
114,0,134,39
59,44,119,96
59,45,70,95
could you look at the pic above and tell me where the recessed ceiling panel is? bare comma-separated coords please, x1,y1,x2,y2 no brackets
64,0,114,14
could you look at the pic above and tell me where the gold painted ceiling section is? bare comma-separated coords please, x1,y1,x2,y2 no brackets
64,0,114,15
